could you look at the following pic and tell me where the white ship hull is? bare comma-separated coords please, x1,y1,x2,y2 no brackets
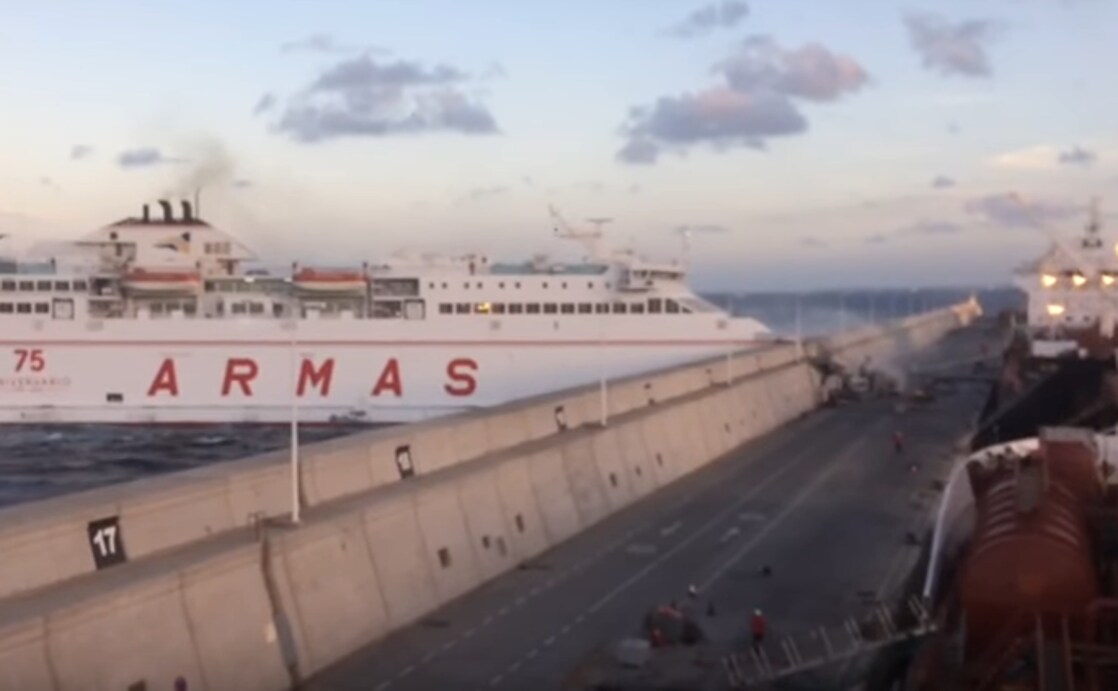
0,317,766,424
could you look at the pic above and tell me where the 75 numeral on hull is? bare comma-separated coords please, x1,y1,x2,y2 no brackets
12,348,45,373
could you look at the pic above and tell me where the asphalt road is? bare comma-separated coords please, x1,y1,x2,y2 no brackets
305,326,994,691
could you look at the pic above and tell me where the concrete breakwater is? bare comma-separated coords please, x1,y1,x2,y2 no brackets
0,302,979,691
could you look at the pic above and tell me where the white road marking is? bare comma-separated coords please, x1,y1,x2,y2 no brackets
583,431,837,615
660,520,683,536
498,606,509,616
560,625,571,635
442,640,457,652
490,674,503,686
508,661,521,673
718,526,741,543
422,652,435,663
464,627,477,638
698,432,876,591
483,615,493,625
527,648,539,658
374,682,392,691
544,636,556,646
398,666,414,679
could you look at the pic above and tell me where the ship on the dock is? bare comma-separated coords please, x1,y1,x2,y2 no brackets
894,199,1118,690
0,201,772,425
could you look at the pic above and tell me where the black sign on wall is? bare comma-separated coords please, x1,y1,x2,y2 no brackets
87,516,127,569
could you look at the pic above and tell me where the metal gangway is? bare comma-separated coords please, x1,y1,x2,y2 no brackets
722,596,936,689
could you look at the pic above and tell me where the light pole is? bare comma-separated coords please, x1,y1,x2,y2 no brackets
599,303,608,427
285,276,301,525
794,293,803,358
724,294,734,384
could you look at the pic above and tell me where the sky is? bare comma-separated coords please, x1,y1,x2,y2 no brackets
1,0,1116,290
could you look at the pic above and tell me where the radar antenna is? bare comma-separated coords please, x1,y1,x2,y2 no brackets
1020,195,1099,278
549,205,608,259
1084,196,1103,249
674,225,694,266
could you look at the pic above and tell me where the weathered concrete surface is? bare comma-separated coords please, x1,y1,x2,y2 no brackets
0,304,979,691
305,323,991,691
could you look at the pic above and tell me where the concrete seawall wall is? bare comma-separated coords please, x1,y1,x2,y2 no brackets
0,303,977,691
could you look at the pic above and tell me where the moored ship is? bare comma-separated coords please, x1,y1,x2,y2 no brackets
0,201,773,425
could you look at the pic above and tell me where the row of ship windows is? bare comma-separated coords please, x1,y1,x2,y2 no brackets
437,299,685,316
0,302,51,315
428,281,608,291
0,279,89,293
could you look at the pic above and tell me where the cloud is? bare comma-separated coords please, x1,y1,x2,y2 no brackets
988,145,1060,170
481,62,507,79
462,185,507,202
800,235,827,247
310,55,466,91
964,192,1082,228
898,219,963,235
675,223,730,235
117,147,185,169
628,183,642,195
865,234,888,244
617,36,866,164
269,55,499,143
904,12,1000,77
1058,146,1097,167
69,145,93,160
667,1,749,39
253,93,276,116
947,122,960,134
716,36,869,102
281,33,349,54
232,179,253,189
931,175,955,189
39,177,60,192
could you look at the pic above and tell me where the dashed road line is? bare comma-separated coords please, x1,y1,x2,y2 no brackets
718,526,741,543
660,520,683,536
698,430,878,591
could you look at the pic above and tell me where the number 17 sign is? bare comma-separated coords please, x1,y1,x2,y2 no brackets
87,516,127,569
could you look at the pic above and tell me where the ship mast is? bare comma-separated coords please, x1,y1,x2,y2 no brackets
549,205,608,260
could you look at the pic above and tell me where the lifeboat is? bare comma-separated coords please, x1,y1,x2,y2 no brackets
293,267,368,293
122,267,201,293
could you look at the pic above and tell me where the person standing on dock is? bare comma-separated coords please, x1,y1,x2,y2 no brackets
751,609,767,651
892,430,905,455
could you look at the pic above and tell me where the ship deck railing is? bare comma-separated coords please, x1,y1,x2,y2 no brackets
722,595,936,689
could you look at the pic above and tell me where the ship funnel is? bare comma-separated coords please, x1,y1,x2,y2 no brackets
157,199,173,222
142,204,150,223
182,200,193,222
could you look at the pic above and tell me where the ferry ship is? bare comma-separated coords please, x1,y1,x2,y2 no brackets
0,200,773,424
1012,198,1118,360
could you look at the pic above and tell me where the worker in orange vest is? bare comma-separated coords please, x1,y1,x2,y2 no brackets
751,609,767,651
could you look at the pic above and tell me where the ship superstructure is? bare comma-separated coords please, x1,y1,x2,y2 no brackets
0,201,772,424
1012,199,1118,359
